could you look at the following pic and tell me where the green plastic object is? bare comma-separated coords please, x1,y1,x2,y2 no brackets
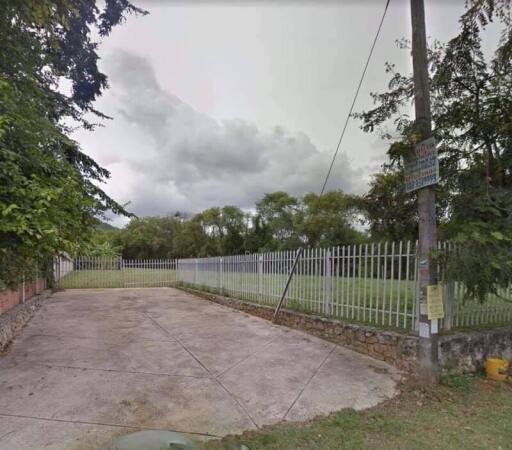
106,431,200,450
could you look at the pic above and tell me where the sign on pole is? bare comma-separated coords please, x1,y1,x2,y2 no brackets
427,284,444,320
404,137,439,192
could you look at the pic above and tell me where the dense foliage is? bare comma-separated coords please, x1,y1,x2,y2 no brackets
91,191,364,259
0,1,144,288
355,0,512,300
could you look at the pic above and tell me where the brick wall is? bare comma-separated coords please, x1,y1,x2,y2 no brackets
0,278,47,316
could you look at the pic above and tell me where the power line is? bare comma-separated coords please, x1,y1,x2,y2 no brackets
274,0,392,321
320,0,391,196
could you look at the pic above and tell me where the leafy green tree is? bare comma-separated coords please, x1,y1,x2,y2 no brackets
244,214,272,254
173,219,208,259
100,194,367,259
0,0,144,287
74,222,122,257
356,170,418,241
255,192,301,250
191,206,248,256
219,206,248,255
118,217,182,259
355,0,512,300
193,207,224,256
298,191,364,247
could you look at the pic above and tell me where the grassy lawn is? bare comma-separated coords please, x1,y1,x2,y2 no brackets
58,269,177,289
202,375,512,450
187,271,417,329
186,270,512,330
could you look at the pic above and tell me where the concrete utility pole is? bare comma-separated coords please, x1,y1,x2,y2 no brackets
410,0,439,382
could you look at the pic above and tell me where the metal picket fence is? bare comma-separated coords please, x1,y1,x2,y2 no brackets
177,242,512,331
53,243,512,331
177,243,419,330
54,256,177,289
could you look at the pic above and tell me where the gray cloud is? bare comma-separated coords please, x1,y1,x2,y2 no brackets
95,50,363,218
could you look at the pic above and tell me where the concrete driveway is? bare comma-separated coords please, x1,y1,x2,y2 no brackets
0,288,401,449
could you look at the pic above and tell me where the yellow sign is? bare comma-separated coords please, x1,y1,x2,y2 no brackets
427,285,444,320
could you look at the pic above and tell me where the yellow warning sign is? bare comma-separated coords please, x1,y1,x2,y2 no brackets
427,285,444,320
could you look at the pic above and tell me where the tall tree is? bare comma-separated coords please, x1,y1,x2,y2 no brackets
220,206,248,255
355,0,512,299
255,192,301,250
0,1,144,287
357,169,418,241
118,217,181,259
298,191,363,247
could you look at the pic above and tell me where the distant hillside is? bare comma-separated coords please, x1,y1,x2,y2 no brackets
95,221,119,231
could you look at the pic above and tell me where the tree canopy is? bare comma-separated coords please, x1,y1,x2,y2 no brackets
90,191,365,260
355,0,512,300
0,0,144,287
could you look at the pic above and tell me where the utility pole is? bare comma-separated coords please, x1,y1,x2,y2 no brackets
410,0,439,382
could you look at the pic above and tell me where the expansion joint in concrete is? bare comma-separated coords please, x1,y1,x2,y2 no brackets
142,311,260,430
214,336,279,378
214,378,259,430
283,344,337,420
35,363,214,379
142,312,211,375
0,413,222,438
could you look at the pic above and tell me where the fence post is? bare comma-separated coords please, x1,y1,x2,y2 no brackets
258,255,263,301
444,280,454,331
55,256,60,286
120,256,125,288
219,257,223,293
194,259,198,285
323,249,332,315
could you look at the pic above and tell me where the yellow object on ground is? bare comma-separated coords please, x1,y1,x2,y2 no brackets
486,358,509,381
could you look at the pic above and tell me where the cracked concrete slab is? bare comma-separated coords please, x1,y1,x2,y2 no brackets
284,345,401,421
0,287,401,449
0,364,253,436
218,333,335,425
7,334,208,377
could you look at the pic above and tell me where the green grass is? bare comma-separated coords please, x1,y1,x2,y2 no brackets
187,270,512,330
184,271,417,330
202,376,512,450
58,269,177,289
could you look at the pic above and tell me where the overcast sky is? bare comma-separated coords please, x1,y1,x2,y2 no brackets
73,0,475,226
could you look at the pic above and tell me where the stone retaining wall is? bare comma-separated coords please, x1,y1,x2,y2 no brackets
0,290,51,352
439,327,512,373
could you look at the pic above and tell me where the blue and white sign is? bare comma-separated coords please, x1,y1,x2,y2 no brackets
404,137,439,192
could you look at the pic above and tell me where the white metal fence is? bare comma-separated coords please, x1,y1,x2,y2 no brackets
53,243,512,331
54,256,177,289
177,242,512,331
177,243,419,330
